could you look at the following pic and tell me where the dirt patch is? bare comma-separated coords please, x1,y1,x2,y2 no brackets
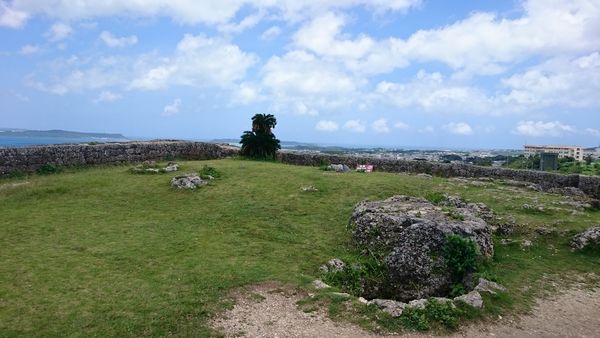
211,283,600,338
0,181,29,191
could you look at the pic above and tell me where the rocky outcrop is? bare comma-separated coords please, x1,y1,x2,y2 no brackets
170,174,207,189
571,226,600,250
350,195,493,302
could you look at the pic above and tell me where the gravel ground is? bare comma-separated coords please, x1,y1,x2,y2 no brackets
211,283,600,338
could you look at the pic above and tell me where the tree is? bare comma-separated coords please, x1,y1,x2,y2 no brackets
584,154,593,165
240,113,281,159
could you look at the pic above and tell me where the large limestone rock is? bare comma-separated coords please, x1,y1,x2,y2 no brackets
350,195,493,302
571,226,600,250
170,174,206,189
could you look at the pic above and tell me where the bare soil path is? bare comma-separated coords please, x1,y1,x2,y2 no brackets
211,284,600,338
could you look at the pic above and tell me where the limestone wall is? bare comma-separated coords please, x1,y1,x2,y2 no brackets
0,141,238,175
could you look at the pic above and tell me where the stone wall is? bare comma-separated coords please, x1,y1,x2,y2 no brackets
277,152,600,199
1,142,599,199
0,141,238,175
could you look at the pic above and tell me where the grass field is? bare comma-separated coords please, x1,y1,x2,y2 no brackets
1,159,599,336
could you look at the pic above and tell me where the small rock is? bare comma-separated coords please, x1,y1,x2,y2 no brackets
521,240,533,249
416,173,433,179
407,298,428,310
570,226,600,251
330,292,351,298
312,279,330,289
454,291,483,309
326,258,346,272
170,175,206,189
300,185,319,192
367,299,407,317
358,297,368,304
318,265,329,273
327,164,350,172
475,278,507,295
164,162,179,172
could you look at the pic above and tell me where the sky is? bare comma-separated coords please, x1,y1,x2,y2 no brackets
0,0,599,149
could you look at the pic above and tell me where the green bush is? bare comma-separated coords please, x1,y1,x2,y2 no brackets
400,308,430,331
425,191,445,204
322,258,387,297
443,235,479,282
37,163,61,175
400,299,463,331
199,165,221,179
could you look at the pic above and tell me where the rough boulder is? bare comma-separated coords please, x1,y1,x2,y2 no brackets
571,226,600,251
350,195,493,302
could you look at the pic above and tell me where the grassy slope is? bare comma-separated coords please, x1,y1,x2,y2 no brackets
0,159,599,337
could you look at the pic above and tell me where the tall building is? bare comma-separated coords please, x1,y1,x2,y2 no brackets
524,145,584,162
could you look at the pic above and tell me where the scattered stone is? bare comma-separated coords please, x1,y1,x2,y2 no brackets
549,187,586,197
501,239,516,245
326,258,346,272
330,292,351,298
300,185,319,192
350,195,493,301
475,278,507,295
327,164,350,172
367,299,407,317
357,297,368,304
521,240,533,249
407,298,428,310
312,280,331,289
164,162,179,172
522,204,544,212
559,200,592,210
170,174,206,189
319,265,329,273
416,173,432,179
570,226,600,251
204,175,215,180
454,291,483,309
535,226,557,236
470,180,488,187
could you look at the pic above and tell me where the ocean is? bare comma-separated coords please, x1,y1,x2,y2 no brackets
0,137,129,148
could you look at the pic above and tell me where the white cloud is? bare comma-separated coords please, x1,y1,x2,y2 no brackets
234,82,262,104
374,70,490,113
586,128,600,137
372,118,390,133
129,34,257,90
99,31,138,48
514,120,576,137
162,98,181,116
11,90,29,102
443,122,473,136
45,22,72,42
0,2,28,28
4,0,420,27
315,120,339,132
93,90,121,103
343,119,366,133
260,26,281,40
218,11,264,34
394,121,409,130
19,44,40,55
419,126,435,133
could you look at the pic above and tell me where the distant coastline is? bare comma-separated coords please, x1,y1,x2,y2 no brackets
0,129,129,147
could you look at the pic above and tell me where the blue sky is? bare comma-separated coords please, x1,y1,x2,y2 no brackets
1,0,599,149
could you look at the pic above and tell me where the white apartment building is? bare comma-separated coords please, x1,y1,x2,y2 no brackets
524,145,584,162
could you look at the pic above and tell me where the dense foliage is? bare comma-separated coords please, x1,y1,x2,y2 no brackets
443,235,479,282
240,113,281,159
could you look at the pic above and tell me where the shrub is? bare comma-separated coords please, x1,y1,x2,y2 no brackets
199,165,221,179
37,163,61,175
400,299,463,331
443,235,479,282
425,191,445,204
322,258,387,297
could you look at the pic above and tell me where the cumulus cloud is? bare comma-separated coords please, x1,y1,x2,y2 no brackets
394,121,409,130
93,90,121,103
19,44,40,55
443,122,473,135
372,118,390,133
100,31,138,48
260,26,282,40
162,98,181,116
2,0,420,27
45,22,72,42
129,34,257,90
343,119,366,133
0,2,28,28
315,120,339,132
514,120,576,137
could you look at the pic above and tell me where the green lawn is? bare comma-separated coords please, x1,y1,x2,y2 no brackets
1,159,599,336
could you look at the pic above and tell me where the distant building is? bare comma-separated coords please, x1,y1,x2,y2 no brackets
524,145,584,162
584,147,600,160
